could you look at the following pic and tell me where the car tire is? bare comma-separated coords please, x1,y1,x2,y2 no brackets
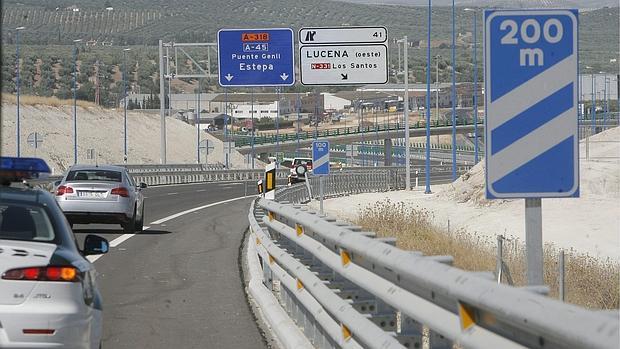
123,207,137,233
134,206,144,232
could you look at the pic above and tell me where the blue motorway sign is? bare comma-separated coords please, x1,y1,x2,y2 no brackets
484,9,579,199
312,141,330,176
218,28,295,87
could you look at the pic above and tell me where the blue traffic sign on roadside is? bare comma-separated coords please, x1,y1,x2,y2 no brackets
484,9,579,199
312,141,330,176
218,28,295,87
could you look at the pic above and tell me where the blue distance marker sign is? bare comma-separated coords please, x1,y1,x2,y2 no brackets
484,9,579,199
312,141,330,176
218,28,295,87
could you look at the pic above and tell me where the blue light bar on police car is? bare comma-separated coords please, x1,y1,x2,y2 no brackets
0,157,51,181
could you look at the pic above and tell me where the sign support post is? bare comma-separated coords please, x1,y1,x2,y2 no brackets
525,198,543,285
319,176,325,215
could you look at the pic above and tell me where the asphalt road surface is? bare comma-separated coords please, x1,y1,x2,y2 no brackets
73,181,268,349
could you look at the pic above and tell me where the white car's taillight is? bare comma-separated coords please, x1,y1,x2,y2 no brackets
2,266,81,282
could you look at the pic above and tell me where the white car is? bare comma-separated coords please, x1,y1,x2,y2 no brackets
0,157,109,349
54,164,147,233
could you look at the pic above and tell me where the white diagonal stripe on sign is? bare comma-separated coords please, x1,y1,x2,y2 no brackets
313,155,329,170
488,55,577,130
488,107,576,184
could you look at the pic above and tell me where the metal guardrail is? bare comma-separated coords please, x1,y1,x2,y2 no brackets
232,120,484,147
130,168,290,187
248,197,619,349
29,164,465,193
123,163,226,173
275,166,469,204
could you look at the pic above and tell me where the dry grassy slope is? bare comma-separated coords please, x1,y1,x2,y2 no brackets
1,98,248,174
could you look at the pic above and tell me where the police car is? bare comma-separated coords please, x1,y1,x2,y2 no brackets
0,157,109,349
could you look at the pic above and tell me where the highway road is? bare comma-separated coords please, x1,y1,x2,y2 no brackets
69,174,454,348
73,181,270,349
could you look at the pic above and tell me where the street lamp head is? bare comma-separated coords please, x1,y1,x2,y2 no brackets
15,26,25,30
463,8,475,12
73,39,82,43
123,48,131,51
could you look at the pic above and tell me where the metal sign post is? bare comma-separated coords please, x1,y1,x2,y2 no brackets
26,132,43,157
199,139,214,165
485,9,579,286
312,140,330,214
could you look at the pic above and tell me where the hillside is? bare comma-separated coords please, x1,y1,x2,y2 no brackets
0,96,249,173
1,1,618,108
2,1,618,59
340,0,618,8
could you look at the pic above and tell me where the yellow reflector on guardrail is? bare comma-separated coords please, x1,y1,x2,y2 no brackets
296,224,304,237
268,254,275,265
459,302,476,331
296,279,304,290
268,211,275,221
341,323,352,341
340,249,351,267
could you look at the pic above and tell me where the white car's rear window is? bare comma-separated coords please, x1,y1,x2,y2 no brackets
67,170,122,182
0,204,55,242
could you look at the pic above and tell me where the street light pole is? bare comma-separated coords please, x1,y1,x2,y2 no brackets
123,48,131,163
451,0,457,181
197,79,201,164
604,75,609,129
72,39,82,164
591,73,596,136
472,10,479,164
158,40,167,164
15,26,25,157
403,36,410,190
425,0,432,194
436,55,440,123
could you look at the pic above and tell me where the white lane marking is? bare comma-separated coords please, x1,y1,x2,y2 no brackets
217,182,243,186
150,195,254,225
87,226,150,263
196,189,207,192
167,192,178,196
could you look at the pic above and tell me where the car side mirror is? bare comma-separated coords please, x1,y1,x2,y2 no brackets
83,235,109,256
139,182,148,189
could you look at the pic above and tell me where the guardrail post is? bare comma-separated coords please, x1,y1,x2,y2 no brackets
399,315,424,349
429,330,452,349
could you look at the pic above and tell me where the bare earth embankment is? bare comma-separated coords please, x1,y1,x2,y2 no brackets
1,96,249,173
